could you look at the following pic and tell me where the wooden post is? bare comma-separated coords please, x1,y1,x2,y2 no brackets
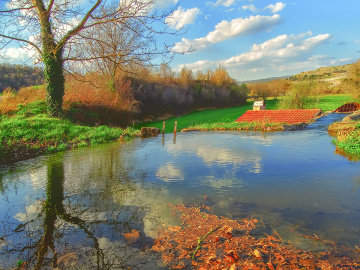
162,121,166,135
173,121,177,144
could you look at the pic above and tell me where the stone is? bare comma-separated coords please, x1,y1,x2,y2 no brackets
342,110,360,123
140,127,160,137
283,123,308,131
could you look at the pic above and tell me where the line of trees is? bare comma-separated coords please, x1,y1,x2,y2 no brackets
0,63,44,92
62,65,248,126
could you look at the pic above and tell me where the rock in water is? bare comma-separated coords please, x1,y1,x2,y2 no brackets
140,127,160,137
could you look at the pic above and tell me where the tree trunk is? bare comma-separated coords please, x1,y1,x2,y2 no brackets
44,50,65,117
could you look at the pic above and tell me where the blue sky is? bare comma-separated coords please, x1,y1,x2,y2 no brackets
162,0,360,81
1,0,359,81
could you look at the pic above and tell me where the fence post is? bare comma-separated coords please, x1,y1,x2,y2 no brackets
162,121,166,135
174,121,177,134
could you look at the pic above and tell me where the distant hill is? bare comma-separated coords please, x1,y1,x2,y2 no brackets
240,75,291,84
288,64,352,83
0,63,44,93
241,62,355,85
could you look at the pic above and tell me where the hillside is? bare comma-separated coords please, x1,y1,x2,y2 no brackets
288,63,353,86
244,62,355,87
0,63,44,92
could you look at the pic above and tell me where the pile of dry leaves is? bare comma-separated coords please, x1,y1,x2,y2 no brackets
152,204,360,270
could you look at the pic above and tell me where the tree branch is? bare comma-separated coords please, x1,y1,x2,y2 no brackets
0,33,42,56
57,0,102,51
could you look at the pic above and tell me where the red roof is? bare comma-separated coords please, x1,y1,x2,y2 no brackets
235,109,322,124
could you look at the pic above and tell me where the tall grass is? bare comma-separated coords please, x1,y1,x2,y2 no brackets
63,74,139,126
0,86,46,114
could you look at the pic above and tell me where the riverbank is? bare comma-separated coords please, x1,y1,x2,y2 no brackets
181,121,294,132
0,101,138,165
329,111,360,159
1,94,359,164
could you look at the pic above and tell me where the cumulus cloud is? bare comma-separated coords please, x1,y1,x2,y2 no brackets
265,2,286,13
173,14,281,53
178,32,335,80
166,7,200,29
0,47,31,63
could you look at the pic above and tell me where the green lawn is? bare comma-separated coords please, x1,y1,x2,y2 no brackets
136,95,354,133
134,100,265,133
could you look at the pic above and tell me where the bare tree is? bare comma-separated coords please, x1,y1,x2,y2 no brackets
0,0,179,116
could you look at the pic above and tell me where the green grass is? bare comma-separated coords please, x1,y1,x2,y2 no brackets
136,99,279,133
136,95,354,133
0,101,139,163
186,121,284,132
336,129,360,159
305,94,354,111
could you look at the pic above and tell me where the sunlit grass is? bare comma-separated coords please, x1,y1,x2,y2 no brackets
136,95,353,133
0,101,139,163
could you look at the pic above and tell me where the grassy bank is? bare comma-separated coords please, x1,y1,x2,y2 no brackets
0,101,138,164
138,95,353,133
182,121,285,132
336,129,360,158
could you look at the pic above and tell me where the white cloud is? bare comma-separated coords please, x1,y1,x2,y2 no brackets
242,4,258,13
178,32,334,80
166,7,200,30
265,2,286,13
173,14,281,53
0,47,31,63
242,2,286,13
156,163,184,182
213,0,237,7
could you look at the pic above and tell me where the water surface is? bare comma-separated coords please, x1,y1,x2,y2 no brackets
1,113,360,269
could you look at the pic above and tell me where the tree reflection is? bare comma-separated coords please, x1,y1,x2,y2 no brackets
0,145,168,269
34,156,106,269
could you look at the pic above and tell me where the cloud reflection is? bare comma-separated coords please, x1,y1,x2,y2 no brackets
156,162,184,182
166,135,263,173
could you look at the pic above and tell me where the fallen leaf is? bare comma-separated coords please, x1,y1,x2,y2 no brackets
253,249,262,259
168,225,182,232
122,229,140,244
226,250,240,262
229,263,237,270
222,226,234,238
267,261,275,270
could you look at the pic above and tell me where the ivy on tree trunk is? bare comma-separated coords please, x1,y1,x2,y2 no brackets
44,50,65,117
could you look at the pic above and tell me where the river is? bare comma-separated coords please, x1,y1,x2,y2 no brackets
0,113,359,269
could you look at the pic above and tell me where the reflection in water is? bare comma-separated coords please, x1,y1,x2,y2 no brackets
0,148,174,269
156,163,184,182
1,113,360,268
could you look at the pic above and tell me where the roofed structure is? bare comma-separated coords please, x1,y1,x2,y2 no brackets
235,109,322,124
335,102,360,113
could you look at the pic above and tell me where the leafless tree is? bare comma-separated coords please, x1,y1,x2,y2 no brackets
0,0,179,116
